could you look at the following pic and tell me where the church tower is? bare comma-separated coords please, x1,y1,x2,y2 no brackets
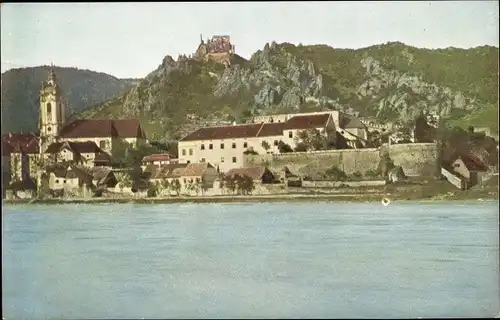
39,68,66,152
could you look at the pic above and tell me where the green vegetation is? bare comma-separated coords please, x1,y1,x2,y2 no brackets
72,42,498,140
1,66,135,134
222,174,255,195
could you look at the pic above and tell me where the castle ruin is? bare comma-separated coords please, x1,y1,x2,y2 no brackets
194,34,235,67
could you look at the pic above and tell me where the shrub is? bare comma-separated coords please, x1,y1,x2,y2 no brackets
325,166,347,181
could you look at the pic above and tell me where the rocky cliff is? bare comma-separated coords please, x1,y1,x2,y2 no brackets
76,42,498,141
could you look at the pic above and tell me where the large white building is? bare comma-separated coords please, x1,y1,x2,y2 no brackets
178,111,368,172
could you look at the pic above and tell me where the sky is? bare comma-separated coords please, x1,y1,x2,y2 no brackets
1,1,498,79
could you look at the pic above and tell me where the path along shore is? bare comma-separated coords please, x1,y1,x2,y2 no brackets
3,190,498,205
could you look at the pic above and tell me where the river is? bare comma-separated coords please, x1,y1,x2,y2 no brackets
2,201,499,319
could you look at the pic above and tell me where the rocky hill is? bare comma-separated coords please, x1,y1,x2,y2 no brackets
75,42,498,141
1,66,138,134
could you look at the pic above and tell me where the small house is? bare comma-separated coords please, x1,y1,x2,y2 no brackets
449,152,488,186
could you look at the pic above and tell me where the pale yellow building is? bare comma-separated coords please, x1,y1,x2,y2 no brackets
178,113,336,172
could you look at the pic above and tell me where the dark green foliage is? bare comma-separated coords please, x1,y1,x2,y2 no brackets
325,166,347,181
147,181,159,198
1,66,136,134
261,141,271,151
71,42,498,140
243,149,258,155
347,171,363,181
277,141,293,153
364,169,380,179
223,174,255,195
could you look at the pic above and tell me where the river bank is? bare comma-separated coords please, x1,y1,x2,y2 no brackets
3,189,498,205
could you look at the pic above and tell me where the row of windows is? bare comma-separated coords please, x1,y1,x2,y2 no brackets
200,157,237,164
200,142,241,150
182,139,284,156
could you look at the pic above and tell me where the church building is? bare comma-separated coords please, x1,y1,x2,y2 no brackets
2,68,147,190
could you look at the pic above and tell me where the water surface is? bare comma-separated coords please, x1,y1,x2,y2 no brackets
2,201,499,319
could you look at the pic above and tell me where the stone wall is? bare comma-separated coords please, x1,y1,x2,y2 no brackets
244,143,438,178
302,180,386,188
383,143,438,177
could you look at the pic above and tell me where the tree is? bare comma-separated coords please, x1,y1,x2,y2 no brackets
277,140,293,153
325,165,347,181
296,129,329,151
364,169,380,179
223,175,236,194
118,173,132,192
348,171,363,181
160,177,171,196
236,174,254,195
261,141,271,151
172,179,182,196
147,181,160,198
378,152,395,178
294,142,307,152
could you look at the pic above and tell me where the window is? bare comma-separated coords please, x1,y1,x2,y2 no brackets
47,127,51,132
232,143,236,149
182,149,186,156
220,143,224,149
274,140,278,146
209,144,213,150
183,178,187,183
196,178,200,183
55,179,59,183
63,180,67,183
341,130,344,134
46,102,52,113
189,149,193,156
232,157,237,163
99,140,106,149
288,131,293,138
201,158,206,163
201,144,205,150
221,157,224,163
243,142,248,148
187,160,191,164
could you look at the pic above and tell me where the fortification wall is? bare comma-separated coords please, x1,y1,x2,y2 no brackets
383,143,438,177
244,148,380,177
244,142,438,178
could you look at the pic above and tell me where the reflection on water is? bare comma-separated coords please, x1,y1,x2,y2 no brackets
2,201,499,319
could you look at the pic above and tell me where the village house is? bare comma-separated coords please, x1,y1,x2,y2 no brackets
145,162,218,195
2,69,147,198
178,113,337,172
448,152,489,187
141,153,178,169
45,163,94,197
252,110,369,146
43,141,111,168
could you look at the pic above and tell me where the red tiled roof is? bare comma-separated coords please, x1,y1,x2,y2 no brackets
182,163,216,177
451,152,489,172
59,119,145,139
257,123,283,137
142,153,174,163
282,114,331,130
2,133,39,154
181,123,265,141
45,141,103,154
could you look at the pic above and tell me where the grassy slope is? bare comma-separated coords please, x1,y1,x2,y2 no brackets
77,42,499,139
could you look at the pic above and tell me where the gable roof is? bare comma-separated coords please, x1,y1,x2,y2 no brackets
282,114,331,130
451,152,489,172
142,153,174,163
182,163,215,177
180,122,284,142
2,133,39,154
59,119,145,139
145,163,189,180
45,141,103,154
341,116,366,129
225,166,272,180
